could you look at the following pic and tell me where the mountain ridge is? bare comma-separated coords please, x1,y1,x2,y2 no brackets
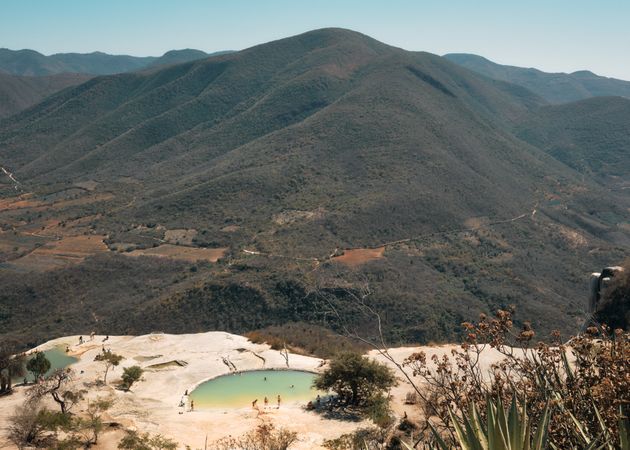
0,47,224,76
444,53,630,103
0,28,628,347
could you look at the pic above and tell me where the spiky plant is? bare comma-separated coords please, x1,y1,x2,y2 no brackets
427,397,550,450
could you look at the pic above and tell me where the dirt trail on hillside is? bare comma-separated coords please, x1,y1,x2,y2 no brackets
1,166,22,191
242,203,539,267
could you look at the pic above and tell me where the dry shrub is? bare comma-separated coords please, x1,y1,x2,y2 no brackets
403,309,629,448
212,424,298,450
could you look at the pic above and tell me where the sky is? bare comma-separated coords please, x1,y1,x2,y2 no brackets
1,0,629,80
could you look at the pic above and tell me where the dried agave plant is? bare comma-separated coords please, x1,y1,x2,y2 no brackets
401,310,629,448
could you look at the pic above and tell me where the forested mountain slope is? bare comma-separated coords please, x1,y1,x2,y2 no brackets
1,29,628,348
445,53,630,103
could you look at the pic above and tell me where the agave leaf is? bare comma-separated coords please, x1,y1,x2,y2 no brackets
591,400,611,442
521,399,531,449
508,397,521,449
449,409,474,450
487,400,500,450
561,348,574,382
495,396,510,449
567,408,591,444
523,422,532,450
620,405,630,450
429,423,450,450
468,403,489,450
532,405,550,450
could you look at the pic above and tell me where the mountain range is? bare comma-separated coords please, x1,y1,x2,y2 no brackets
0,47,226,76
0,72,92,118
0,48,229,118
0,28,628,349
444,53,630,103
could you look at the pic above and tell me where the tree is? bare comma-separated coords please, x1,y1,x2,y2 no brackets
314,352,396,406
26,351,51,381
118,430,178,450
28,368,84,414
72,397,113,447
94,350,123,383
120,365,143,391
7,399,48,450
0,341,26,394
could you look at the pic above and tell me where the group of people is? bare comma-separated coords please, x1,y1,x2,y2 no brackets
252,394,282,410
178,390,194,414
74,333,109,347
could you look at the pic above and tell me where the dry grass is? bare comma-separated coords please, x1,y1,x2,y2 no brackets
7,235,108,270
125,244,227,262
332,247,385,267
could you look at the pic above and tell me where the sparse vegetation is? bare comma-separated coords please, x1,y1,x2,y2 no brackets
2,28,629,355
0,341,25,394
314,352,396,410
28,368,84,414
26,351,51,381
7,399,49,449
400,310,630,448
212,424,297,450
94,349,123,384
120,365,144,391
118,430,178,450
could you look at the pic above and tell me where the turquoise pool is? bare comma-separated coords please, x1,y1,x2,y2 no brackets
17,345,78,383
190,369,322,408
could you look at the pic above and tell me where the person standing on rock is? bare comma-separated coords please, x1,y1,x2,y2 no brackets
277,394,281,409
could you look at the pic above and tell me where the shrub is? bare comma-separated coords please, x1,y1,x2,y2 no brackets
314,352,396,406
212,424,297,450
402,310,630,448
120,365,144,391
118,430,178,450
26,351,51,381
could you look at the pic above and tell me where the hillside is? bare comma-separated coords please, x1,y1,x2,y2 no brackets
146,49,207,68
1,28,629,349
0,47,212,76
0,72,91,118
444,53,630,103
516,96,630,188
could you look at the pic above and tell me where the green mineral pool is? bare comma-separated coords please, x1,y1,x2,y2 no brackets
16,346,78,383
190,370,323,409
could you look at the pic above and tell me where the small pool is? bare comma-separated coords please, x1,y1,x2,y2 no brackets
190,370,322,409
16,345,78,383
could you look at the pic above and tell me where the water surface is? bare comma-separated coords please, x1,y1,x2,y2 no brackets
16,345,78,383
190,369,322,408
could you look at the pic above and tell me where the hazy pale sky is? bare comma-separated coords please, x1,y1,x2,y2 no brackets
1,0,629,80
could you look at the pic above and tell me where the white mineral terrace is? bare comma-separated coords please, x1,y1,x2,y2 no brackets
0,332,510,449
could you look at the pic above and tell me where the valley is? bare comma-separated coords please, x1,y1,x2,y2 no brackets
0,6,629,446
1,29,629,352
